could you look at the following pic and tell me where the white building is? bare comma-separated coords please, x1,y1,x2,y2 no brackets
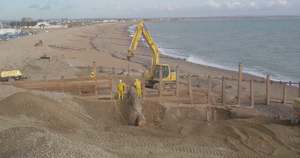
102,19,118,23
0,28,21,35
31,22,68,29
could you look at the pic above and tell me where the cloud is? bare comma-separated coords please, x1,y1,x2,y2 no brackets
28,3,51,10
203,0,290,9
40,4,51,10
27,0,70,11
1,0,299,20
269,0,289,7
28,4,40,9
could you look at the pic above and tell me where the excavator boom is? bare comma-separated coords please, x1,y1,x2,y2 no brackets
128,21,176,87
128,21,160,66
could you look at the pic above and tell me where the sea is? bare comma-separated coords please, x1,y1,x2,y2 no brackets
136,17,300,82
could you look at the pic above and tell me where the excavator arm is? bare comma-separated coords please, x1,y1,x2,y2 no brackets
128,21,160,66
127,21,176,86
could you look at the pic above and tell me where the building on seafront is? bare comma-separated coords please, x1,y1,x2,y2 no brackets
31,21,68,29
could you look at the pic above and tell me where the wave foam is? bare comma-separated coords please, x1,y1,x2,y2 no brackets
127,25,297,82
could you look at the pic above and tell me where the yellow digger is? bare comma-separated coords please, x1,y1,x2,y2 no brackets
0,70,26,82
128,21,176,88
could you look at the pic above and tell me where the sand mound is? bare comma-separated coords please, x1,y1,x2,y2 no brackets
0,127,116,158
0,92,299,158
0,92,85,132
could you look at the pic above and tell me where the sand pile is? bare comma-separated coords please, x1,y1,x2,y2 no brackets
0,92,299,158
0,92,86,132
0,92,123,158
0,127,116,158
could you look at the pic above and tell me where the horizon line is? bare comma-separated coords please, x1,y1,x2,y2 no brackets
1,14,300,21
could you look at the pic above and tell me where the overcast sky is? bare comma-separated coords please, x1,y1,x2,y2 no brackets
0,0,299,20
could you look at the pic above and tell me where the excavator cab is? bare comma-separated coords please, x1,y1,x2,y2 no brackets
153,64,170,80
144,64,176,88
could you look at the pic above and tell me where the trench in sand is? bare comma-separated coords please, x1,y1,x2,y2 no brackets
0,91,299,158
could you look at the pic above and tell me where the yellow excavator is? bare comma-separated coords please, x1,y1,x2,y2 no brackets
127,20,176,88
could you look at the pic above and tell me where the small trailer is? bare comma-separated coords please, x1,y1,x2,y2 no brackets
0,70,26,82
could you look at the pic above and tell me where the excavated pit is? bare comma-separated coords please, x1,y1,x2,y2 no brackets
160,103,232,122
0,92,299,158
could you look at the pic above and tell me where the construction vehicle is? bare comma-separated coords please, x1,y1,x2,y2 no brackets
127,21,176,88
0,70,25,82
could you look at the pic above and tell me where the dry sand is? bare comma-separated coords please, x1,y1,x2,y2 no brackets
0,22,299,158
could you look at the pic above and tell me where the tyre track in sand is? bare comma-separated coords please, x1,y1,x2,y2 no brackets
94,130,269,158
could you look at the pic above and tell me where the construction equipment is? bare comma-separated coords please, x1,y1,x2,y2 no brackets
128,21,176,88
0,70,26,82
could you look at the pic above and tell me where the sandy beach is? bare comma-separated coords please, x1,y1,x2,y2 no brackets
0,22,299,158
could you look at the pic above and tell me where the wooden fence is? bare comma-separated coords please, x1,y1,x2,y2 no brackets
9,62,298,107
13,77,113,99
141,63,299,106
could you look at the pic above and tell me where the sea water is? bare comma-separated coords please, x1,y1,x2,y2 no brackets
144,17,300,82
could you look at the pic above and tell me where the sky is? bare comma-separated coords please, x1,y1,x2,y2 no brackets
0,0,300,20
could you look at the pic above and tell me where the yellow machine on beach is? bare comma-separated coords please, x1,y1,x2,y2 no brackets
0,70,25,81
128,21,176,88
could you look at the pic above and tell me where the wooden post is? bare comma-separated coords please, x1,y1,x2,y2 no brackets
176,65,180,97
282,83,287,104
112,67,115,75
94,80,98,96
266,75,270,105
221,76,225,105
237,63,243,105
298,81,300,97
289,81,292,86
188,75,193,104
207,75,211,104
239,63,243,81
250,80,254,107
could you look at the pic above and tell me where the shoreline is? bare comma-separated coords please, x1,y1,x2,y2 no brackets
0,22,298,89
137,20,299,83
126,23,266,82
